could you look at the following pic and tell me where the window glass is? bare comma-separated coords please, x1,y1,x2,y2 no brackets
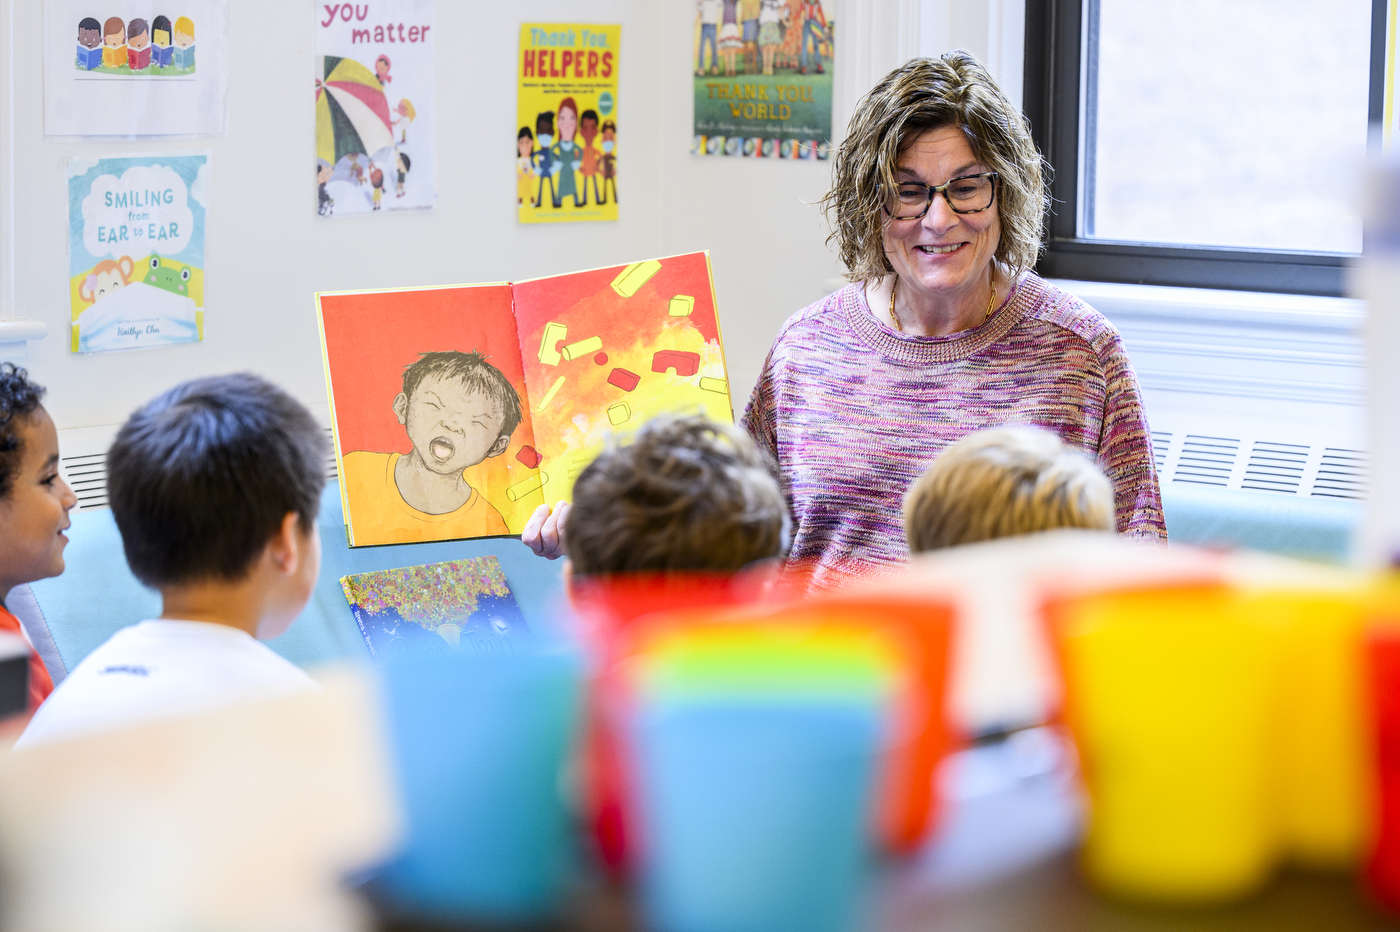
1085,0,1371,253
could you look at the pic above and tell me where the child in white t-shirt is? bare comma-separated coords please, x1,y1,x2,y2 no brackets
17,373,330,748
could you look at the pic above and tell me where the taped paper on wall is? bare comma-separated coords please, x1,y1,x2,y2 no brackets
44,0,230,136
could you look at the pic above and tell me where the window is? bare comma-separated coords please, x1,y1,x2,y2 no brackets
1023,0,1386,295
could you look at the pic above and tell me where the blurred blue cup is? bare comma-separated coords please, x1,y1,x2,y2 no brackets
629,699,883,932
376,648,583,923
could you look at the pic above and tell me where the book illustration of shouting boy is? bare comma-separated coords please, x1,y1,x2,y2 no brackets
341,351,522,543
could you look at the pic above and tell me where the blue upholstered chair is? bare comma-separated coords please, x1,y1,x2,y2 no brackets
1160,484,1362,565
11,480,567,683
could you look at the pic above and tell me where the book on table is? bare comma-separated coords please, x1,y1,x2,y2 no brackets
316,251,732,547
340,556,529,658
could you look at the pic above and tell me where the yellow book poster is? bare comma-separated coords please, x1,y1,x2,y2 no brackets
517,23,619,224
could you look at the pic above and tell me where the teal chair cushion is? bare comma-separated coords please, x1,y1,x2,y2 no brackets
26,480,566,676
1160,483,1362,565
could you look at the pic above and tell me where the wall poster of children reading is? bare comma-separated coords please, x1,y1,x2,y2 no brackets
314,0,435,217
517,23,621,224
692,0,834,159
43,0,229,135
316,253,732,547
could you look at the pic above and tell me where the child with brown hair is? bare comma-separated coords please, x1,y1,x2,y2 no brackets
523,412,789,877
524,412,788,575
903,425,1114,553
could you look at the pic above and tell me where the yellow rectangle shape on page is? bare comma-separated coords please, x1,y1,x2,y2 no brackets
506,472,547,502
669,295,695,317
539,322,567,365
536,376,565,412
699,377,728,394
607,402,631,426
561,336,603,361
611,260,662,297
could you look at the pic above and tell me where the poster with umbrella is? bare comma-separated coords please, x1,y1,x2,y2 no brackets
314,0,436,216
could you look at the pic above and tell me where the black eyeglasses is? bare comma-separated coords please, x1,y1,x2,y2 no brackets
881,171,999,220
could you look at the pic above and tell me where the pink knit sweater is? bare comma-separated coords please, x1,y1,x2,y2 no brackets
743,274,1167,586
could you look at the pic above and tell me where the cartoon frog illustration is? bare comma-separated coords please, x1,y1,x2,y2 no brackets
145,255,192,296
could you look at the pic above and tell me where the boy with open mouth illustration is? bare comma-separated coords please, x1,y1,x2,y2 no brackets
341,351,522,543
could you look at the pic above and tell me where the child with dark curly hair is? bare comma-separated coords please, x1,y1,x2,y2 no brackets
0,364,76,711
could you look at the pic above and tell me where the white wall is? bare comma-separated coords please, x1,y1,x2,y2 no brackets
919,0,1024,110
0,0,1019,434
2,0,669,433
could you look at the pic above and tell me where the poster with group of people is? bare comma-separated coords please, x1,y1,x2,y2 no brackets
43,0,230,136
314,0,436,217
692,0,834,159
516,23,621,224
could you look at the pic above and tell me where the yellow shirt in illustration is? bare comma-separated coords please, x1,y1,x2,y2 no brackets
341,451,509,545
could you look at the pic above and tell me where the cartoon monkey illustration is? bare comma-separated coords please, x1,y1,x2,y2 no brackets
79,256,135,305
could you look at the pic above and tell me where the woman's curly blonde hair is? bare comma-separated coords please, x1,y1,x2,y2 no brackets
824,51,1049,284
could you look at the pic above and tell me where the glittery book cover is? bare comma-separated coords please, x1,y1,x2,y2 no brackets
339,557,528,658
316,251,732,547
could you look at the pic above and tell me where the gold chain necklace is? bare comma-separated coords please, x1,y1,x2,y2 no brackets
888,275,995,334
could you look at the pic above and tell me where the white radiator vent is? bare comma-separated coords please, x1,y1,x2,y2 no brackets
60,452,110,511
1173,434,1239,488
1241,441,1308,495
1151,431,1171,472
57,425,339,512
1151,432,1369,501
1313,448,1368,501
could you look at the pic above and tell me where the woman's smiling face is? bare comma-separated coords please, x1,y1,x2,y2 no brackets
882,125,1001,308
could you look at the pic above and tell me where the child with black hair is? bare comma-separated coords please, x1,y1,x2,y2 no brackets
317,162,334,216
534,111,556,209
395,151,411,198
0,364,73,712
342,351,522,543
17,374,327,748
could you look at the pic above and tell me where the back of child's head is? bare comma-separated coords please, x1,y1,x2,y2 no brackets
567,413,789,577
0,364,46,501
107,373,328,587
903,425,1113,553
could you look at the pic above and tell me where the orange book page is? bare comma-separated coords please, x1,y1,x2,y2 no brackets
511,251,733,503
317,283,545,547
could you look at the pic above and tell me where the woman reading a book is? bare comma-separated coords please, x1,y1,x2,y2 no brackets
523,52,1163,579
739,52,1165,588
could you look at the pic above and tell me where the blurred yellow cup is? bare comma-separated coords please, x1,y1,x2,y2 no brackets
1052,586,1281,903
1239,588,1372,870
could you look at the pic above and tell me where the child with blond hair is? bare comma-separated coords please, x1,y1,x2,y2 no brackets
903,425,1114,553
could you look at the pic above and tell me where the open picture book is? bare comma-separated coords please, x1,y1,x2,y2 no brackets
317,251,732,547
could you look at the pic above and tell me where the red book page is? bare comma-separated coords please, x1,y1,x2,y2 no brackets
317,284,544,546
511,251,732,503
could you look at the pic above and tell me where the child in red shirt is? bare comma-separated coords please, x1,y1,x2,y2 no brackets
0,364,75,710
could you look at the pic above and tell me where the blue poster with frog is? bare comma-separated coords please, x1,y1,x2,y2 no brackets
66,151,209,354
